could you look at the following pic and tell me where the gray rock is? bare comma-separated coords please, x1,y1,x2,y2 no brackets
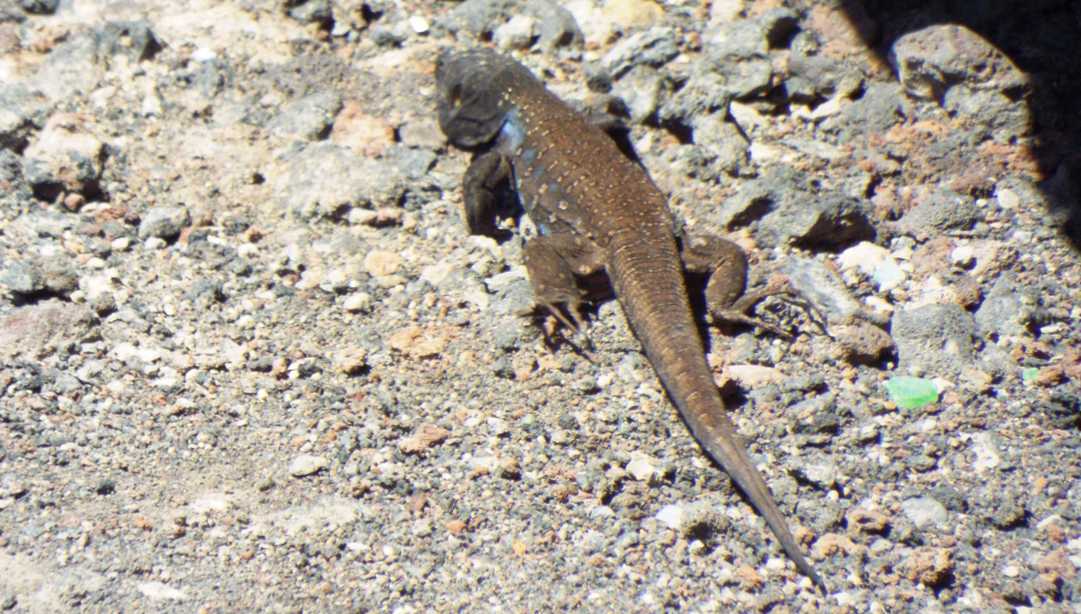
687,113,747,177
890,24,1028,102
0,150,33,212
27,34,102,102
974,274,1036,339
601,27,679,80
528,0,580,48
610,65,663,124
138,206,191,240
832,320,896,365
22,113,107,199
0,262,43,295
661,144,711,184
267,90,343,141
717,166,875,248
983,491,1027,529
578,529,606,554
20,0,59,14
0,4,24,21
289,454,328,477
787,52,858,101
96,21,162,63
190,56,230,101
823,82,908,136
490,323,522,353
487,274,532,318
0,300,97,360
896,189,982,237
793,456,838,488
284,0,332,27
890,24,1031,140
369,23,407,47
39,257,77,296
716,57,773,100
493,14,537,50
783,74,818,104
781,257,864,322
28,22,160,102
396,117,444,150
759,8,800,49
658,69,733,123
50,370,82,394
702,18,767,60
901,496,949,530
655,503,686,530
788,394,842,447
440,0,515,38
699,16,779,100
0,258,75,298
995,175,1041,212
88,289,117,315
441,0,580,48
892,303,977,378
271,142,405,220
1043,156,1081,229
943,84,1030,141
0,83,48,152
969,432,1003,473
383,145,436,181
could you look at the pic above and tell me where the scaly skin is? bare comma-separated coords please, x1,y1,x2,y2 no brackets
436,48,824,589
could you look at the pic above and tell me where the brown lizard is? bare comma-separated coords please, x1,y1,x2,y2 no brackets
436,47,824,589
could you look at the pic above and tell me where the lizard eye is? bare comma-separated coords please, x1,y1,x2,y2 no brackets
449,84,463,108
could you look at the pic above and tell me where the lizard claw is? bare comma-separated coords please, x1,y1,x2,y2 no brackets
712,308,794,340
719,278,825,339
519,300,595,354
544,302,582,335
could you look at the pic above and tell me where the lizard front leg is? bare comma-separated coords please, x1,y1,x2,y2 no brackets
462,150,514,237
679,233,802,337
522,233,605,338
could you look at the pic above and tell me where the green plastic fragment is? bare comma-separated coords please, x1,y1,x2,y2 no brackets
1021,367,1040,383
884,376,939,409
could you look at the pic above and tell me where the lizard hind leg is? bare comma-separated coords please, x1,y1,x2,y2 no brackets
680,233,803,338
520,233,605,349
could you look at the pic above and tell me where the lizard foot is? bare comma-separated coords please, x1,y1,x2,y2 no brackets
717,277,826,338
519,300,596,356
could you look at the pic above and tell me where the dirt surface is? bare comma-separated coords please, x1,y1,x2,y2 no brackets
1,1,1079,612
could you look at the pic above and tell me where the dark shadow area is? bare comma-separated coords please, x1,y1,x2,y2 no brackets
837,0,1081,248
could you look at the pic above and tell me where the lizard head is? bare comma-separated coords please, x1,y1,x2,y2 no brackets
436,48,513,149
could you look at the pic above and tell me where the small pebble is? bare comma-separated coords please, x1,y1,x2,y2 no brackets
364,250,402,277
901,496,949,529
289,455,328,477
656,504,686,530
408,16,429,34
343,292,372,313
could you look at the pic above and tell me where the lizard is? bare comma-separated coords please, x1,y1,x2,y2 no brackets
435,47,825,589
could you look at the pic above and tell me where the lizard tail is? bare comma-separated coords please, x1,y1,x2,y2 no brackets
679,388,827,591
607,233,825,589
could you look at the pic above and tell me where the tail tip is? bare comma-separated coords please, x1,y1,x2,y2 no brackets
798,561,828,593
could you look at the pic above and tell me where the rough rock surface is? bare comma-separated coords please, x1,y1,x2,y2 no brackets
0,1,1079,612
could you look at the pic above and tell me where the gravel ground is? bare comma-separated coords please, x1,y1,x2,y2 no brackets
1,1,1080,612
